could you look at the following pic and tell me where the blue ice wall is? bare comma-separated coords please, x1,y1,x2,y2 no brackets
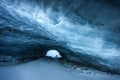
0,0,120,74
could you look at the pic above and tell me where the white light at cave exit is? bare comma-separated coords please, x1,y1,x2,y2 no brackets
46,50,62,58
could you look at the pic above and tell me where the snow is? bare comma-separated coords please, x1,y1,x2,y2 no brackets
0,58,120,80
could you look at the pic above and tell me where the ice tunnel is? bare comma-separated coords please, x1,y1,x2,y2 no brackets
0,0,120,74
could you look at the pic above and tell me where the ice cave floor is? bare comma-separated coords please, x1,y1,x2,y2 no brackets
0,58,120,80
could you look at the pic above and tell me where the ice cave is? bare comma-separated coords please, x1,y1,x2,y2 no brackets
0,0,120,80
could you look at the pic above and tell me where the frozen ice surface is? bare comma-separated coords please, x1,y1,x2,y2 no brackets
0,58,120,80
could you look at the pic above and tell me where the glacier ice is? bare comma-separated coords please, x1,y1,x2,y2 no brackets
0,0,120,74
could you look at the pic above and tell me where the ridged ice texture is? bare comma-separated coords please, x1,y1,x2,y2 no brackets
0,0,120,74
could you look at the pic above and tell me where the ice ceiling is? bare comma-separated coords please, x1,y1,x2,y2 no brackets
0,0,120,74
